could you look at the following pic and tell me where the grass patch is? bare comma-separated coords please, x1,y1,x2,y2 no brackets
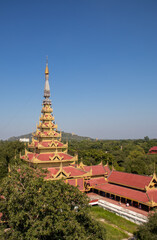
90,206,137,234
103,221,129,240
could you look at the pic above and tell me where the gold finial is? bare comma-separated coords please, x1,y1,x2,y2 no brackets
45,56,49,74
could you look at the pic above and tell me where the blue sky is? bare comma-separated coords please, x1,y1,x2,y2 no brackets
0,0,157,140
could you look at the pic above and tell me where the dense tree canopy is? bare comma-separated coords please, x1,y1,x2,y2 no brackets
0,165,106,240
68,138,157,175
135,211,157,240
0,138,157,180
0,141,25,180
0,138,157,239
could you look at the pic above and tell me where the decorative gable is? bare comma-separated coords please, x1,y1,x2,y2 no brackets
48,141,58,147
49,153,63,161
53,164,70,179
78,161,86,170
55,171,69,179
146,173,157,190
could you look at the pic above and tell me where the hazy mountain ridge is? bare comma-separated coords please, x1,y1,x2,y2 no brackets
8,131,93,142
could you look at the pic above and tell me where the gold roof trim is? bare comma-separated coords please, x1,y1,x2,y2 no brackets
145,173,157,190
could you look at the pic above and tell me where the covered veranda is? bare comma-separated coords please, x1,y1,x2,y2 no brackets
87,192,151,217
91,184,152,212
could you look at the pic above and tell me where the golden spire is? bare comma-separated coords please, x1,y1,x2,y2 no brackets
45,56,49,74
43,56,51,104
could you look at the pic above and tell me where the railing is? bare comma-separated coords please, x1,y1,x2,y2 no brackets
98,199,148,225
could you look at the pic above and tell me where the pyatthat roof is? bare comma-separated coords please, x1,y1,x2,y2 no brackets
41,141,64,147
30,140,65,148
45,166,88,179
35,130,60,137
108,170,152,190
22,152,74,162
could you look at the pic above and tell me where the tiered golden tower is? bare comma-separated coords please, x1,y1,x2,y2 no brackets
20,62,157,207
21,62,78,168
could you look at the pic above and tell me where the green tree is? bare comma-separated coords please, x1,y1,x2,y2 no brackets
0,141,25,180
144,136,149,141
135,211,157,240
0,165,106,240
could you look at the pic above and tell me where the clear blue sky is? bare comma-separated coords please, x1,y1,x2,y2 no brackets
0,0,157,140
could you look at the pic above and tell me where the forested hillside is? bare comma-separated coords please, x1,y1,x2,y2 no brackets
7,131,93,142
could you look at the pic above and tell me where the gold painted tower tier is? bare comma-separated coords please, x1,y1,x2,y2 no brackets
21,62,78,168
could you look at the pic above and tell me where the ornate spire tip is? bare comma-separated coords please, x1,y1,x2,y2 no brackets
45,56,49,74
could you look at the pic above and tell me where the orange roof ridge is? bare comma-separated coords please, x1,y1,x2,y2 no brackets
112,170,152,178
107,169,113,178
146,191,151,202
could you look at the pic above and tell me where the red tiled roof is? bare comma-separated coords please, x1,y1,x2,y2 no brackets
47,167,59,175
95,183,149,203
43,122,54,127
43,114,53,119
34,141,38,147
67,179,84,191
39,142,49,147
27,153,35,160
42,131,59,136
147,190,157,203
44,167,59,179
59,153,73,160
63,166,86,177
86,177,107,187
83,165,107,176
35,131,59,137
149,146,157,153
30,140,64,148
104,165,111,174
68,179,76,186
77,178,84,191
44,166,86,180
36,153,73,161
108,171,152,190
39,141,64,147
24,152,73,162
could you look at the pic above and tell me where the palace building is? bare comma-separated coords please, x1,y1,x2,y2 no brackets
21,63,157,212
148,146,157,154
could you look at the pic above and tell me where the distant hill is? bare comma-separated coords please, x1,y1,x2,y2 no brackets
8,133,33,142
8,131,93,142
